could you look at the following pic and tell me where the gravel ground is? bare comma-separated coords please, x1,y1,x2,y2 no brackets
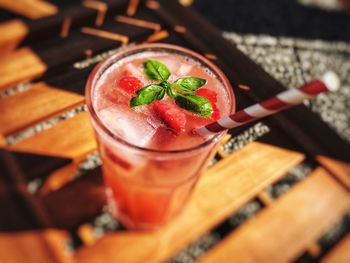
223,32,350,142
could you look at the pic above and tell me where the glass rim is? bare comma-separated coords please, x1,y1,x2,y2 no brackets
85,43,235,155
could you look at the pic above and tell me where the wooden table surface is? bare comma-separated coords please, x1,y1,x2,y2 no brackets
0,1,349,262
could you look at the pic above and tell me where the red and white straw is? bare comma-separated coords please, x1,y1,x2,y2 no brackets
196,71,340,136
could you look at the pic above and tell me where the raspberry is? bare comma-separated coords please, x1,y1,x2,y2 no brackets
118,76,142,93
153,101,186,134
211,104,220,121
194,88,217,103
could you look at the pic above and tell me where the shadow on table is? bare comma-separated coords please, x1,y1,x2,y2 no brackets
195,0,350,42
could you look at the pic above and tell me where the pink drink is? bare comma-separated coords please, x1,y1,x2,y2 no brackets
86,44,235,230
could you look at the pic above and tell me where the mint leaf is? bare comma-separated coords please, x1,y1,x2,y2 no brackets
130,84,164,107
174,77,207,92
143,60,171,81
157,88,166,100
160,81,176,98
166,85,177,98
175,94,213,118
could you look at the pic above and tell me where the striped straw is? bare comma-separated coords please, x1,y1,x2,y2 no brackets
196,71,340,136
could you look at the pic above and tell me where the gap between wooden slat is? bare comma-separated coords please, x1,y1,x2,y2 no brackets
0,47,47,91
0,82,84,136
321,234,350,263
0,0,58,19
199,167,350,263
8,112,96,160
74,142,304,263
0,19,28,55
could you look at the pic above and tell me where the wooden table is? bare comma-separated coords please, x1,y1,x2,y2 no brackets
0,1,349,262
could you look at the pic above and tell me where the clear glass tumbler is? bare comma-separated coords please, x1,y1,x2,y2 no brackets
85,44,235,230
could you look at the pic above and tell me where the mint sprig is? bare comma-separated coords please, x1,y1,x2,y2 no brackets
130,59,213,118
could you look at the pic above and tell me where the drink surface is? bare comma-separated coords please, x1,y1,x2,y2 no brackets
93,50,232,151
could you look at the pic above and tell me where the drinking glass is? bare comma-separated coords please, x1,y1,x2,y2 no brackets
85,44,235,230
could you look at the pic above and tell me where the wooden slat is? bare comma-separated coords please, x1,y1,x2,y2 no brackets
39,162,80,195
199,168,350,263
74,142,304,263
321,234,350,263
0,19,28,55
0,0,128,45
145,29,169,42
0,135,5,146
0,229,73,263
78,224,97,246
9,112,96,160
80,27,129,45
317,155,350,189
115,15,161,31
307,242,321,257
20,23,152,81
0,82,84,136
126,0,140,16
0,47,47,91
0,0,58,19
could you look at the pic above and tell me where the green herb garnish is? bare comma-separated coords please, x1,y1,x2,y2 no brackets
130,84,165,107
174,77,207,92
143,60,171,81
175,93,212,118
130,59,212,118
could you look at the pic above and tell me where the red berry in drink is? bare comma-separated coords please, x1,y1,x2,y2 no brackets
211,104,220,121
105,147,132,170
118,76,142,93
153,101,186,134
194,88,217,103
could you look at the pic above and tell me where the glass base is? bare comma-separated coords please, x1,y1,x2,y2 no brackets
105,187,171,231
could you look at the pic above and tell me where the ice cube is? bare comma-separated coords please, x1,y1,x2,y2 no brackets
98,106,156,147
157,57,181,73
133,105,164,129
157,57,193,81
97,82,131,110
124,63,147,84
176,64,193,76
